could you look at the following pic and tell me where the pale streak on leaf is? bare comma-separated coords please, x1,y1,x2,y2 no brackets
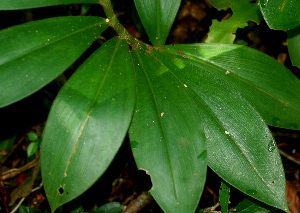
62,39,121,178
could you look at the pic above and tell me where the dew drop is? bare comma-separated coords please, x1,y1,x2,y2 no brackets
225,71,230,75
268,140,276,152
105,18,109,22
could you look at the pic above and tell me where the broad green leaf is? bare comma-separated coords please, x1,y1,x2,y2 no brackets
155,45,289,211
0,16,108,108
259,0,300,30
134,0,181,46
207,0,231,10
206,0,262,44
129,47,207,213
287,26,300,68
235,197,276,212
169,44,300,130
219,181,230,213
0,0,98,10
41,37,135,212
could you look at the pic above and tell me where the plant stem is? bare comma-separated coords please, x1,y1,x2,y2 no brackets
99,0,139,46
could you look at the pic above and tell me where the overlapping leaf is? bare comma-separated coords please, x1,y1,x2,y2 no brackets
168,44,300,130
0,0,98,10
134,0,181,46
287,26,300,68
129,47,207,213
0,16,108,108
41,37,135,212
149,44,291,211
259,0,300,30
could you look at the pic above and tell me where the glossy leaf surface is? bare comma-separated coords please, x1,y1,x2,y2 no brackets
0,16,108,108
0,0,98,10
154,44,289,211
259,0,300,30
41,37,135,212
287,26,300,68
207,0,262,44
170,44,300,130
134,0,181,46
129,47,207,213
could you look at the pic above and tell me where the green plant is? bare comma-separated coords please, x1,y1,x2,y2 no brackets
0,0,299,212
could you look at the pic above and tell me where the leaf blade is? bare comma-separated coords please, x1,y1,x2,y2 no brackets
287,26,300,68
167,44,300,130
134,0,181,46
129,47,207,213
0,16,108,108
0,0,98,10
259,0,300,30
41,37,135,212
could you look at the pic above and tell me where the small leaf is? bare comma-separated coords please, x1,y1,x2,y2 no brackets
206,0,262,44
27,132,38,141
235,197,276,213
0,135,16,160
259,0,300,30
41,37,135,212
129,47,207,213
19,205,35,213
134,0,181,46
287,26,300,68
70,206,84,213
0,0,98,10
27,142,39,157
219,181,230,213
0,16,108,108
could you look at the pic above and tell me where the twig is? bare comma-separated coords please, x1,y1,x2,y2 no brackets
124,191,152,213
2,157,38,180
10,197,25,213
10,182,43,213
279,149,300,166
0,135,26,165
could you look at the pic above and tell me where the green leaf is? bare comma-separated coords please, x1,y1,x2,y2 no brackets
259,0,300,30
171,44,300,130
19,205,35,213
206,0,262,44
0,16,108,108
0,0,98,10
27,132,38,141
129,47,207,213
235,197,276,213
155,44,289,211
41,37,135,212
134,0,181,46
287,26,300,68
27,142,39,157
70,206,84,213
207,0,231,10
0,135,16,160
219,181,230,213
